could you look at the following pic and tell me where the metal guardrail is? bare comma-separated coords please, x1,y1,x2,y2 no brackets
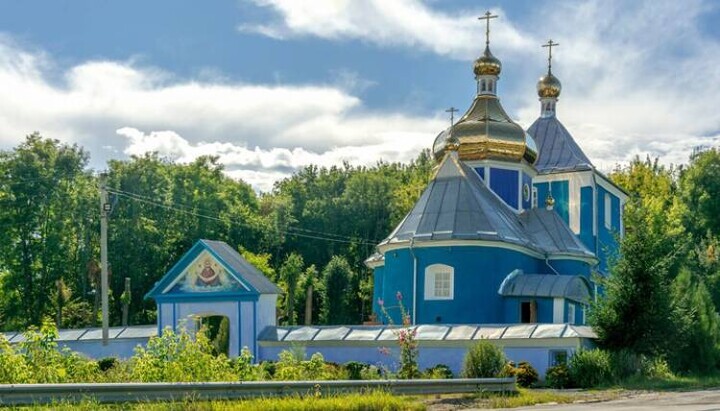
0,378,516,405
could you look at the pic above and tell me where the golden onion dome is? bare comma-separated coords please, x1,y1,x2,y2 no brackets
433,95,538,164
537,71,562,98
474,46,502,77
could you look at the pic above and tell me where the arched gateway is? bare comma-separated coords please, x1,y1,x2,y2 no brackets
146,239,281,359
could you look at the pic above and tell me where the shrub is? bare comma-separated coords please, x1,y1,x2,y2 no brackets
232,347,260,381
514,361,539,387
545,364,571,388
274,349,345,381
97,357,118,372
462,340,507,378
0,334,29,383
129,326,236,382
345,361,366,380
361,365,383,380
569,349,612,388
423,364,453,379
641,357,673,379
609,349,641,381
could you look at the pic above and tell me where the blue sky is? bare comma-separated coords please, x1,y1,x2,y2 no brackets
1,0,719,190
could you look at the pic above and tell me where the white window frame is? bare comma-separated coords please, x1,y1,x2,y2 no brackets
424,264,454,300
604,193,612,229
567,303,576,324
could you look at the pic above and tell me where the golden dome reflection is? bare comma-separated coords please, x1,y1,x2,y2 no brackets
474,46,502,77
537,72,562,98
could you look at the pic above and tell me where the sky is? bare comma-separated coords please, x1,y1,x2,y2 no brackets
1,0,719,191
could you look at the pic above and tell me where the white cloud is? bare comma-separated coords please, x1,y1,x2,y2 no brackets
238,0,535,59
117,127,433,191
0,37,443,191
241,0,720,169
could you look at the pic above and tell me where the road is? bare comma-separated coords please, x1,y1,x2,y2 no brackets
504,389,720,411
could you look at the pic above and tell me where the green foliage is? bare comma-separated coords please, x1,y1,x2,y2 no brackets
640,357,674,380
545,364,571,389
670,264,720,374
462,340,507,378
569,349,612,388
589,199,684,357
279,253,304,325
274,349,346,381
320,256,355,324
680,148,720,238
344,361,366,380
513,361,539,388
423,364,454,379
130,326,236,382
608,349,642,381
97,357,118,372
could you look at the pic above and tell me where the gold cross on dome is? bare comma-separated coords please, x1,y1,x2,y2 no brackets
478,11,498,47
542,39,560,73
445,106,459,127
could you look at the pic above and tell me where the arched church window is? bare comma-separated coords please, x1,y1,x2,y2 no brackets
604,193,612,229
480,80,486,92
424,264,454,300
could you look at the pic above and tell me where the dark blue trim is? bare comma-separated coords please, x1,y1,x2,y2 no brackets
252,300,257,361
145,239,261,299
154,293,260,303
157,304,163,335
237,301,242,358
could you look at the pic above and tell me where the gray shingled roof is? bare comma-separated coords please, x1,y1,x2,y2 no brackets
379,153,595,260
527,116,593,174
202,240,283,294
498,271,591,303
521,209,595,258
258,323,596,342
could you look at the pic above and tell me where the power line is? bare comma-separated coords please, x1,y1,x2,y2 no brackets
106,189,379,246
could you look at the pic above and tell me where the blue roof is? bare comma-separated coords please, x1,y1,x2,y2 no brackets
498,271,592,304
379,153,595,261
146,239,282,298
527,116,593,174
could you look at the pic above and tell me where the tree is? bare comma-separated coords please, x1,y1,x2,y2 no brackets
671,265,720,374
0,134,94,328
589,203,684,357
321,256,354,325
279,253,304,325
680,149,720,239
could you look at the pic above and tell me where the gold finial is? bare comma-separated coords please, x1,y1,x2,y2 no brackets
478,11,499,47
541,39,559,74
545,192,556,209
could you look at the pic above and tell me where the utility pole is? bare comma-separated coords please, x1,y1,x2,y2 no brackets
99,172,110,346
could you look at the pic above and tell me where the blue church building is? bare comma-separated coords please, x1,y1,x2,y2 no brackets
368,35,627,328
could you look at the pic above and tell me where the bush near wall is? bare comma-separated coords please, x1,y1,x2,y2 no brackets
462,340,507,378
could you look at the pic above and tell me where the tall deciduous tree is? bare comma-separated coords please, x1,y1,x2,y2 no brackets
321,256,354,325
279,253,304,325
0,134,94,328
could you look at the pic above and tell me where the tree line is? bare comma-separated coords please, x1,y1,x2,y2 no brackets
0,133,433,330
594,152,720,374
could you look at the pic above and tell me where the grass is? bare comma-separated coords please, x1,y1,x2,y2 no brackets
9,391,426,411
482,389,576,408
611,374,720,391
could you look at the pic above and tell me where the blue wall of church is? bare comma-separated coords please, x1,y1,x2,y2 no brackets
597,186,620,274
373,245,593,325
579,186,594,251
533,181,569,223
521,173,532,210
490,168,519,209
502,297,554,323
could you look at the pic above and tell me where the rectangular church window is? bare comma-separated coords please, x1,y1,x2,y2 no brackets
568,303,576,324
424,264,454,300
604,193,612,229
434,271,451,298
520,300,537,323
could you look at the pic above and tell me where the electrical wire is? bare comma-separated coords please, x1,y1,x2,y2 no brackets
106,188,380,246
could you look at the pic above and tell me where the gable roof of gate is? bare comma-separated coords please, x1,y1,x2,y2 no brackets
145,239,282,299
